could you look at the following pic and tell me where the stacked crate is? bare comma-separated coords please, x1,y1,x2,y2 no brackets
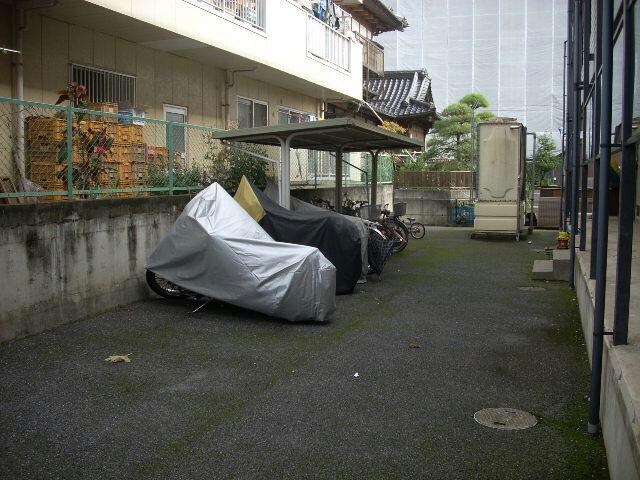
26,116,70,200
113,122,146,195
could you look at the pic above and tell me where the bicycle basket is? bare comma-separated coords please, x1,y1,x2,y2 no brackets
393,202,407,217
360,204,382,221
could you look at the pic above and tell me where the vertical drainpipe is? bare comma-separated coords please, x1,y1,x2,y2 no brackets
588,0,613,436
569,0,582,289
12,6,26,183
612,0,636,346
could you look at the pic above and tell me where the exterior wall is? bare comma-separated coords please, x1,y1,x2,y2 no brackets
5,11,319,128
0,195,192,342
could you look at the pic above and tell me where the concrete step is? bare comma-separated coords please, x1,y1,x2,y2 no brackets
552,248,570,281
532,259,555,280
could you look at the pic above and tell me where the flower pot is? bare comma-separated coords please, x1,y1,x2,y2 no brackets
557,238,569,249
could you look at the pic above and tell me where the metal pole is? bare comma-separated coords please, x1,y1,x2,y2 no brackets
66,102,74,200
588,0,613,436
335,148,343,213
528,133,537,235
370,150,379,206
569,0,582,289
589,0,603,280
560,40,568,230
168,122,175,195
579,0,591,252
612,0,635,346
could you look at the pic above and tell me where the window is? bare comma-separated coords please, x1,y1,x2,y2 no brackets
164,105,188,160
277,107,315,125
71,64,136,106
237,97,268,128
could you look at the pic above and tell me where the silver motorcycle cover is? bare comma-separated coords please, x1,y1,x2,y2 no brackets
146,183,336,322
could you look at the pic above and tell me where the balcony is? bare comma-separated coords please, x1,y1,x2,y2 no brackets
187,0,265,30
356,33,384,77
306,14,351,72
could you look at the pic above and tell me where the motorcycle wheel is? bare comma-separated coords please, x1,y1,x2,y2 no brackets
146,270,187,299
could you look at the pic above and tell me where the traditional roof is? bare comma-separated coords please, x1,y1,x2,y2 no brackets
366,70,436,120
335,0,407,34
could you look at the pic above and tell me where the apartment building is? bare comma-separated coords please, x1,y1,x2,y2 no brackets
1,0,365,128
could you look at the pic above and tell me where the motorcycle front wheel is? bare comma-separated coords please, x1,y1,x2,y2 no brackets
146,270,187,299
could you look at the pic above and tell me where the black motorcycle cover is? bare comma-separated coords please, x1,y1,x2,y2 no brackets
251,185,362,294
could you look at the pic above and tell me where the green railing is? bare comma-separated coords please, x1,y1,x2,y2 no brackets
0,96,250,201
0,96,386,201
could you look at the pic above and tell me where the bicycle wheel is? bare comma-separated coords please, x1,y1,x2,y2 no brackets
410,222,426,239
391,223,408,253
146,270,187,299
395,218,410,238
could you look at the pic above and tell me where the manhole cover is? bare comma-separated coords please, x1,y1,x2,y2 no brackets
518,286,546,292
474,408,537,430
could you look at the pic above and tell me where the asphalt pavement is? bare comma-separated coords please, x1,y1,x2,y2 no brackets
0,227,608,479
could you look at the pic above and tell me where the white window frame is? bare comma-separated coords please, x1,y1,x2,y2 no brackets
163,104,188,163
237,96,269,128
70,63,136,106
277,106,316,124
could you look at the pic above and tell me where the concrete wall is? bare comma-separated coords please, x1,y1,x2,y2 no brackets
0,195,191,342
394,188,473,225
575,253,640,480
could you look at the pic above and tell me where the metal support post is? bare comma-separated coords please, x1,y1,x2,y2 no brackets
569,0,582,289
335,148,343,213
370,150,379,206
66,103,74,199
588,0,613,436
613,0,636,346
528,133,537,235
277,137,292,209
589,0,603,279
168,122,175,195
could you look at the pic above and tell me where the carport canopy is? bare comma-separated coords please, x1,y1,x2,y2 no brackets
213,118,423,211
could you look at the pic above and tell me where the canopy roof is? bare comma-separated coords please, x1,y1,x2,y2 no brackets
213,118,423,152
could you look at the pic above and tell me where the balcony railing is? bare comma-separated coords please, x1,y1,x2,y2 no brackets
188,0,266,30
357,33,384,76
306,14,351,71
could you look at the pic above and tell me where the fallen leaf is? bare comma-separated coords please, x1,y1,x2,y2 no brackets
408,341,420,349
353,372,359,378
105,353,132,363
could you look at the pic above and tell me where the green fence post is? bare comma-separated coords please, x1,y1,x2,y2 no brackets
168,122,174,195
66,103,74,199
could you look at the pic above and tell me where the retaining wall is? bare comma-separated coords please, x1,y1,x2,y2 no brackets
0,196,190,342
394,188,473,226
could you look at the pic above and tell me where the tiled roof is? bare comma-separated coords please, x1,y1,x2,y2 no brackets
366,70,435,119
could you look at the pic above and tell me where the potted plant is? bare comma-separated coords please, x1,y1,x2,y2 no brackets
557,231,570,249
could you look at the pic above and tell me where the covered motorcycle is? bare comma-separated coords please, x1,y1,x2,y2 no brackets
146,183,336,322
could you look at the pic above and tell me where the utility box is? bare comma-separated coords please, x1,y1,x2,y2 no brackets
473,119,527,239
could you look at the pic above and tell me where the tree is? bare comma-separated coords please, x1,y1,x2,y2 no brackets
422,92,494,170
530,134,560,186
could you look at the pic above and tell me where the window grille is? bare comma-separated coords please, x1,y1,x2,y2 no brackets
71,64,136,106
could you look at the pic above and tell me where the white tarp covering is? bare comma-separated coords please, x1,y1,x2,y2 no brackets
378,0,568,146
147,183,336,322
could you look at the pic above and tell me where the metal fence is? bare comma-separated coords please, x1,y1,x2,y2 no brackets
395,170,475,189
0,97,389,203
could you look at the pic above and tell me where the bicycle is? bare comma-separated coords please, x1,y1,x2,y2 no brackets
401,216,426,239
380,204,408,253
